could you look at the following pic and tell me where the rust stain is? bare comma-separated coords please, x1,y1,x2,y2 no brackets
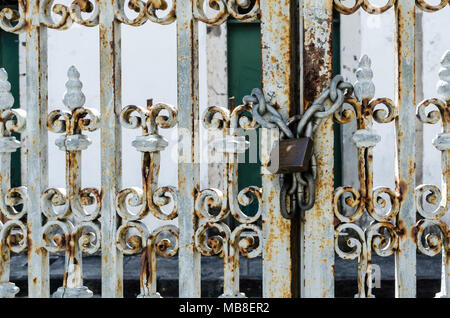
397,179,408,204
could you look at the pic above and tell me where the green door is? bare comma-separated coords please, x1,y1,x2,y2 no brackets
227,20,261,217
0,30,21,187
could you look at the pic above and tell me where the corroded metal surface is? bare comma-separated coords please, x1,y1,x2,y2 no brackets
116,99,179,297
42,66,101,298
193,0,259,25
195,105,261,297
394,0,416,298
177,0,201,298
25,0,50,298
302,0,335,298
98,0,123,298
260,0,297,298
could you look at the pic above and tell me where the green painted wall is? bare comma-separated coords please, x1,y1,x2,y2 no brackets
227,20,261,216
0,30,21,187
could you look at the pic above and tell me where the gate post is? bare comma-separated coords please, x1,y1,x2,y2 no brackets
260,0,299,297
301,0,335,297
177,0,201,297
99,0,124,297
394,0,416,298
26,0,50,298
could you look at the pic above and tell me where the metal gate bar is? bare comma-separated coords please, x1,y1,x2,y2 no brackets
99,0,123,298
26,0,49,298
177,0,201,298
260,0,297,298
302,0,335,298
394,0,416,298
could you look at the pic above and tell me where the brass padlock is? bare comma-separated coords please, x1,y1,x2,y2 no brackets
267,137,313,174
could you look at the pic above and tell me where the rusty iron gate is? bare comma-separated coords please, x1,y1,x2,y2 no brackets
0,0,449,298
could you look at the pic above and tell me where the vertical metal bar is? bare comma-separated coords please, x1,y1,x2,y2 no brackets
26,0,49,298
340,10,361,191
206,24,227,192
222,242,235,297
260,0,297,297
394,0,416,298
415,10,424,186
64,151,83,291
99,0,123,297
302,0,334,297
177,0,201,298
139,242,158,297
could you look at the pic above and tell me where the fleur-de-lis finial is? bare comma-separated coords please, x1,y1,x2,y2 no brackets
0,68,14,111
437,50,450,101
63,66,86,110
354,55,375,102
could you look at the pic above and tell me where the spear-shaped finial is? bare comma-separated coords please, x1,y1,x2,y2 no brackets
437,50,450,101
0,68,14,111
354,55,375,102
63,66,86,110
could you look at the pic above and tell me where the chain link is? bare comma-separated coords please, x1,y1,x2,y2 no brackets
243,75,354,219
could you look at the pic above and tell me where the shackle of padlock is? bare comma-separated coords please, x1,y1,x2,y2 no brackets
278,120,315,219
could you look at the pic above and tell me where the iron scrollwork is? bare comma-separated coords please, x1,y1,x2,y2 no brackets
194,0,259,25
40,0,100,29
333,55,399,298
195,102,262,298
415,50,450,298
41,66,101,298
0,0,26,33
334,0,450,14
116,98,179,298
0,68,27,298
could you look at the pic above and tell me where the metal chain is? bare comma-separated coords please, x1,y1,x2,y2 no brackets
243,75,354,219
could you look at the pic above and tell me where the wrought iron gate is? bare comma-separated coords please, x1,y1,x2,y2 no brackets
0,0,449,298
